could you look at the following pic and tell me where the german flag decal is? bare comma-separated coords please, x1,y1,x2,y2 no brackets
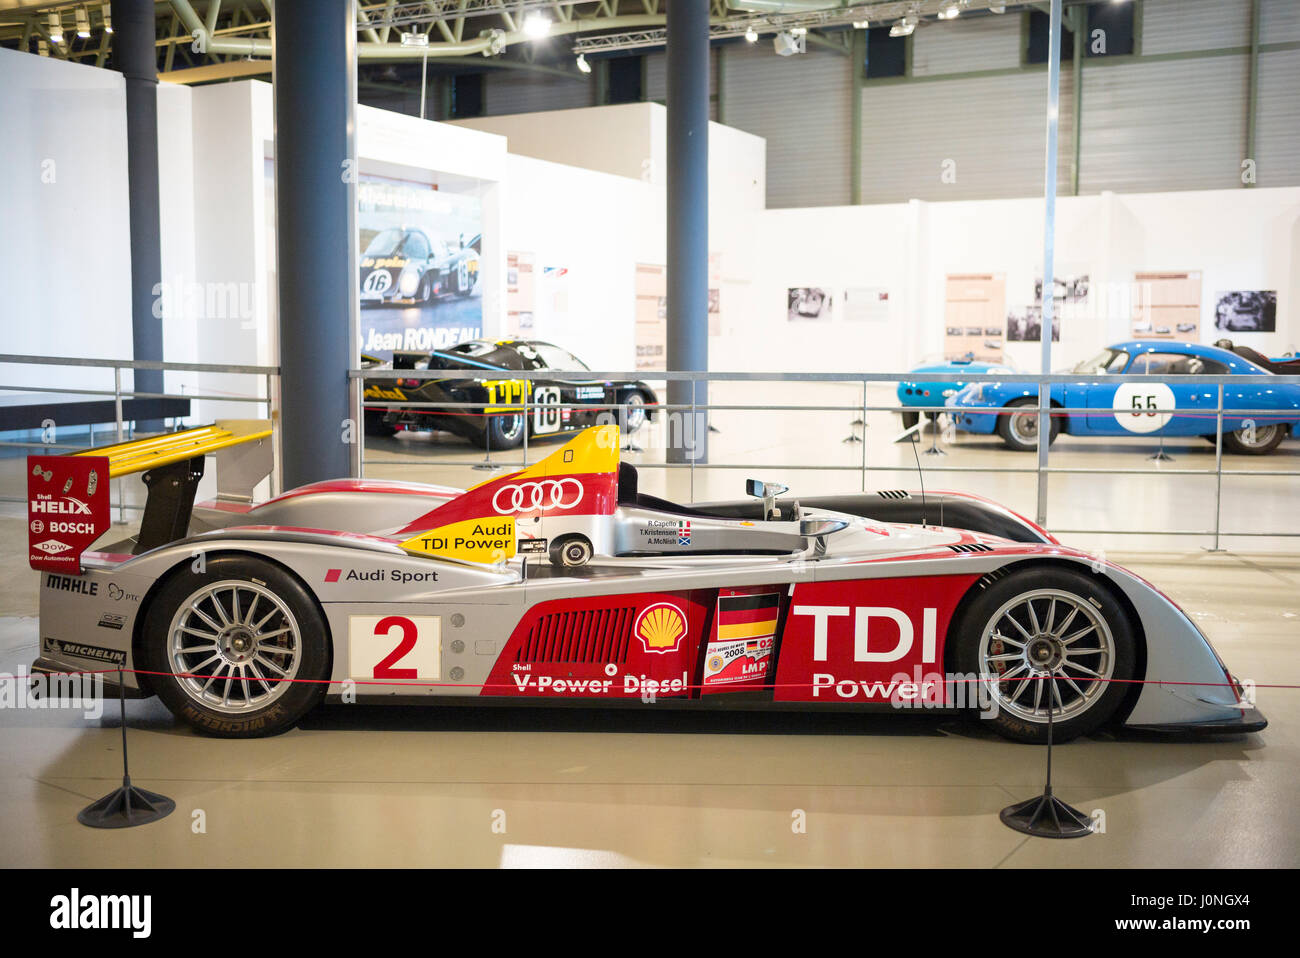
703,592,780,689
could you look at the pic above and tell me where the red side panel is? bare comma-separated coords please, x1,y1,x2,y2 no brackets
27,455,111,574
482,591,707,699
773,574,979,704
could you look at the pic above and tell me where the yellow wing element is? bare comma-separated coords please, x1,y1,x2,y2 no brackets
400,516,516,564
466,422,621,493
523,423,620,479
72,420,272,479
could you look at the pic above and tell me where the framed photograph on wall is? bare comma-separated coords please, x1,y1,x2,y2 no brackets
1214,290,1277,333
788,287,833,321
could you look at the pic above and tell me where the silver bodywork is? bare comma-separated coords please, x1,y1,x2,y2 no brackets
33,482,1255,731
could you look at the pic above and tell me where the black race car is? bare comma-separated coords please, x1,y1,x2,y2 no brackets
363,339,659,449
360,228,479,306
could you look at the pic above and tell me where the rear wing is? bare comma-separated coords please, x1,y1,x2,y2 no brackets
27,419,272,574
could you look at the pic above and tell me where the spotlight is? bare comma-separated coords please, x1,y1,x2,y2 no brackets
744,24,758,43
989,3,1006,12
853,21,869,30
576,52,590,74
101,3,112,33
790,26,807,36
38,38,49,56
47,11,63,44
773,30,805,56
889,17,915,38
400,31,429,46
522,12,551,39
937,3,960,20
76,6,91,38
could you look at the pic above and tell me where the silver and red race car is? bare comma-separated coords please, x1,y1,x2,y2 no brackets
27,422,1262,743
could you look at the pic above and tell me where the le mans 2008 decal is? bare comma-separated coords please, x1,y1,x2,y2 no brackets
703,591,779,690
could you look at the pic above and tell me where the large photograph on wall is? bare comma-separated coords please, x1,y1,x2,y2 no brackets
1214,290,1277,333
358,172,483,357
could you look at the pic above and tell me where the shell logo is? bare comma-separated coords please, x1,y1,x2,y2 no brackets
635,602,687,654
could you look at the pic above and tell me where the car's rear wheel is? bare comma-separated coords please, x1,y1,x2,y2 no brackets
141,555,331,737
998,398,1060,452
953,566,1136,743
1221,422,1284,455
482,410,525,450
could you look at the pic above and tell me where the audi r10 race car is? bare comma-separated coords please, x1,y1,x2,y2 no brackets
946,340,1300,454
363,339,659,449
27,420,1262,745
359,228,479,306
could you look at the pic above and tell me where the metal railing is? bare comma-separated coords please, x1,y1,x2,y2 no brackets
352,365,1300,551
1,354,278,521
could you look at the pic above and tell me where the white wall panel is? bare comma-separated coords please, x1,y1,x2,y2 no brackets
721,43,852,208
1142,0,1252,54
911,14,1022,76
1261,0,1300,43
1256,48,1300,186
484,70,593,116
858,69,1073,204
1078,56,1247,193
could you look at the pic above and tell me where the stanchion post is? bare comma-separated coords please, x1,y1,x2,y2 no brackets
77,668,175,829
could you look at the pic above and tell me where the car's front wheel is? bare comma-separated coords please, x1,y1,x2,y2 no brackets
953,566,1137,743
622,391,648,433
998,398,1060,452
1222,422,1285,455
141,555,331,737
550,534,593,568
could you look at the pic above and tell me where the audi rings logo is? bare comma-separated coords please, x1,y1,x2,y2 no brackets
492,479,584,514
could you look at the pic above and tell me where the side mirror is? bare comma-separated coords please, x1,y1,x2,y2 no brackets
746,479,789,520
800,517,848,558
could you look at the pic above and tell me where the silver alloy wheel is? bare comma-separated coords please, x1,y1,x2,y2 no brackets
1008,409,1041,447
624,392,647,432
1233,423,1279,449
166,580,302,714
977,588,1115,723
498,413,524,442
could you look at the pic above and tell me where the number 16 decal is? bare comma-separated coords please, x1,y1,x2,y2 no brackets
349,614,441,683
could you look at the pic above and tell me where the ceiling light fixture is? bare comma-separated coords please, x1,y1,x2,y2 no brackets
47,11,63,44
576,52,591,73
853,20,869,30
75,6,91,38
744,24,758,43
938,3,960,20
889,17,915,38
101,3,112,33
522,12,551,39
400,31,429,46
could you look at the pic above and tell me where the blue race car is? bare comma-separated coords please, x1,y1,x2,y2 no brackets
897,353,1017,430
946,340,1300,455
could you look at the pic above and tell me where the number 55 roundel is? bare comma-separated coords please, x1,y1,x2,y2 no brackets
349,615,441,682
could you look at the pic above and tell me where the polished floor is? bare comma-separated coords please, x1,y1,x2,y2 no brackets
0,387,1296,867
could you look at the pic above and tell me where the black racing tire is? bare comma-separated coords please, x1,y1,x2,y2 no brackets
550,534,593,568
364,409,398,437
952,565,1137,743
1221,422,1285,455
997,397,1060,452
140,555,331,738
481,409,525,450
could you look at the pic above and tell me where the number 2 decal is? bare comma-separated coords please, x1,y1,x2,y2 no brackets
349,614,442,683
372,615,419,679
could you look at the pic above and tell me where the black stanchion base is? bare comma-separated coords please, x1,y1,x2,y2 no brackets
1147,449,1175,462
78,783,175,830
708,424,720,433
842,434,862,443
622,443,644,453
999,786,1093,839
